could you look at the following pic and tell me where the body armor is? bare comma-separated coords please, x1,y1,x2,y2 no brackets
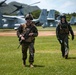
59,23,69,34
20,24,35,43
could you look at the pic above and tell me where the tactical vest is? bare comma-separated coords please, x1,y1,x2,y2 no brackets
22,24,35,42
59,23,69,34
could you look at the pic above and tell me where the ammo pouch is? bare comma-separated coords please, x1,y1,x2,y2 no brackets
25,36,34,42
59,24,69,34
59,28,69,34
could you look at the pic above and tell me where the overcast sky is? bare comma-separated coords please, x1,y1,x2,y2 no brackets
1,0,76,13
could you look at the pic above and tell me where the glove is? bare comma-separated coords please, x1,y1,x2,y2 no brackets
72,35,74,40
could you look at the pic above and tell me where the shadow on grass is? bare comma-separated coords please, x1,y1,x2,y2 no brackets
34,65,45,67
25,65,45,67
67,57,76,59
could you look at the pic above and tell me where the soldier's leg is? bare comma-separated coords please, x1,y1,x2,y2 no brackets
29,42,35,67
22,43,28,66
61,41,65,57
64,37,69,59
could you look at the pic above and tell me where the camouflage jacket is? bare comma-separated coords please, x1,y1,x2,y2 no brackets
17,23,38,43
56,22,74,39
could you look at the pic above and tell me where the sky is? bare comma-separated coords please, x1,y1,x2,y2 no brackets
1,0,76,13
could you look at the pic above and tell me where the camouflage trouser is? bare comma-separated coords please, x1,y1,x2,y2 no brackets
59,36,69,58
22,42,35,64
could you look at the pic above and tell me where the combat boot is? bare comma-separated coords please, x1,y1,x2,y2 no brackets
65,50,68,59
23,60,26,67
30,63,34,68
65,54,68,59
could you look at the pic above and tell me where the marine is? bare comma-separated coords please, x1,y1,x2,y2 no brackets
17,13,38,67
56,15,74,59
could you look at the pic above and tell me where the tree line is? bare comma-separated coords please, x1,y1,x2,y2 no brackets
32,10,76,21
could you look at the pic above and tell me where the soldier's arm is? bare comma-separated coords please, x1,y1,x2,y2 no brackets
17,25,23,38
56,25,62,44
56,25,60,39
68,24,74,40
32,26,38,37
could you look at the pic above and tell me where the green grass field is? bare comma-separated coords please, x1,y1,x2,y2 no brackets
0,35,76,75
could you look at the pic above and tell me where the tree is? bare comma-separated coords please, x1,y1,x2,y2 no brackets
31,10,41,19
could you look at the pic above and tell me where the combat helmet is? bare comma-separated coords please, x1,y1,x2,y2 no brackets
60,14,66,20
60,14,67,23
25,13,33,20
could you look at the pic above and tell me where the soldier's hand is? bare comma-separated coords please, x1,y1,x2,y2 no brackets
21,36,25,40
29,33,34,36
72,35,74,40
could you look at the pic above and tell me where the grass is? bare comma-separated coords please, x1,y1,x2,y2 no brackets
37,26,56,31
37,25,76,31
0,29,15,32
0,25,76,32
0,36,76,75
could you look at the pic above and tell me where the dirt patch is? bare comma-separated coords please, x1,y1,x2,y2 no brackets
38,31,55,36
0,31,76,36
0,31,56,36
0,31,16,36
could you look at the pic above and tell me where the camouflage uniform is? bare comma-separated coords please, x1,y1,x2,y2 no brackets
17,23,38,65
56,16,74,59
